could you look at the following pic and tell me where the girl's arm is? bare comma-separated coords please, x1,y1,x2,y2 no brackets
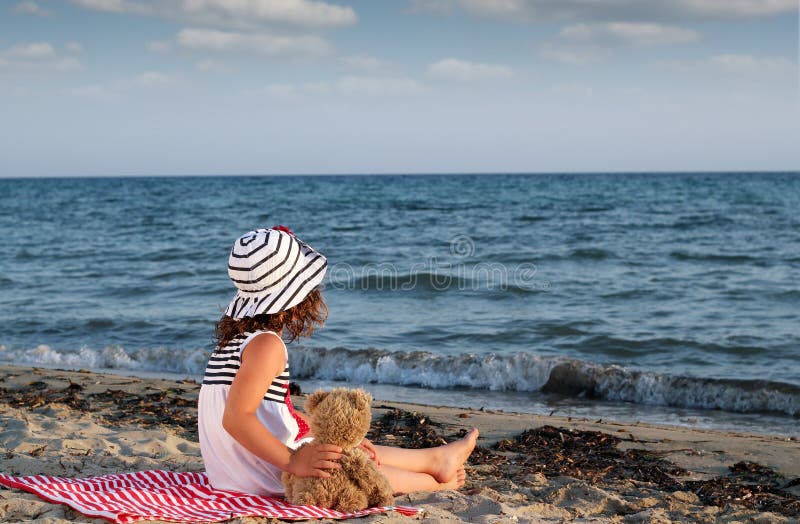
222,333,342,477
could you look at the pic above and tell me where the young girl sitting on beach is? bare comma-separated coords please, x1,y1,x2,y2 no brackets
198,226,479,498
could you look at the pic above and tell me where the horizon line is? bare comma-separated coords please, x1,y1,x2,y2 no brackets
2,169,799,181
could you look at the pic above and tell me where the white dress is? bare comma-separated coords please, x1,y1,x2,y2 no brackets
198,330,310,495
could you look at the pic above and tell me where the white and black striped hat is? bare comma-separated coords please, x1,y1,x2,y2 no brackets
224,227,327,318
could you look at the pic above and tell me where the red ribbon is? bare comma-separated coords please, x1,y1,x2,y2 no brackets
272,225,295,236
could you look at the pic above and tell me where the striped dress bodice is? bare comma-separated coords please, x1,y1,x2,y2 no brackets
202,332,290,404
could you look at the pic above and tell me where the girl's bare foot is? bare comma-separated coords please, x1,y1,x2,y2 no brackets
432,428,479,483
437,467,466,491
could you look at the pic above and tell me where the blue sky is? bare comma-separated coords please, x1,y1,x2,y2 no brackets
0,0,798,177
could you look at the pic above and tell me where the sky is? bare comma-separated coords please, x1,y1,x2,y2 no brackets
0,0,798,177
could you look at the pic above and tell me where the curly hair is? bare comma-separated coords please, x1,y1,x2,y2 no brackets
214,288,327,348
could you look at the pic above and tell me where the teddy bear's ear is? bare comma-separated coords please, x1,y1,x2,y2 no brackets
349,389,372,411
305,390,329,413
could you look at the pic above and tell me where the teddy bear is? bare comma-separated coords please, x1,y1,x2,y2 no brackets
282,388,394,512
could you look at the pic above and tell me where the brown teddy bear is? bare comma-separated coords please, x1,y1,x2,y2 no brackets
282,388,394,512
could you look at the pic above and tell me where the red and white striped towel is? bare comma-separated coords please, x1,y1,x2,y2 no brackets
0,470,420,523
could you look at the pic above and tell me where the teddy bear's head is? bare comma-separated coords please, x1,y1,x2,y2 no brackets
304,388,372,450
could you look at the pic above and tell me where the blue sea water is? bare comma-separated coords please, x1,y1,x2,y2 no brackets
1,173,798,435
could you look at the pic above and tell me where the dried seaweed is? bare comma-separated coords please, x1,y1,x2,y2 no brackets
89,388,197,438
487,426,800,517
684,462,800,516
0,381,89,411
367,408,448,448
489,425,685,488
0,381,198,439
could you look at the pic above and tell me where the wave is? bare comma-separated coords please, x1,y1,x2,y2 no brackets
541,360,800,417
669,250,761,264
2,344,798,418
669,214,735,230
532,248,615,262
290,346,800,417
568,248,612,260
337,272,546,295
517,214,549,222
146,270,196,281
0,344,209,376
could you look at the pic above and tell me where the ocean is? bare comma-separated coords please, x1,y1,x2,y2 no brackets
1,173,798,435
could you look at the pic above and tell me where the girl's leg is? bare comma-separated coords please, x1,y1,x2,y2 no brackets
379,465,466,495
373,428,479,483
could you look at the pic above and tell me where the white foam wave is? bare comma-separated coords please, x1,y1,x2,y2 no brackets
2,343,798,417
291,346,559,391
1,344,208,376
292,346,800,417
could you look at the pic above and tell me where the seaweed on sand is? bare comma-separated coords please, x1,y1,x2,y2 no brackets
0,381,89,411
492,425,685,488
367,409,800,518
89,388,197,438
367,407,448,448
683,462,800,516
0,381,198,439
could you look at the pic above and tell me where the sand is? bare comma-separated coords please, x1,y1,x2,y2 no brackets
1,364,798,523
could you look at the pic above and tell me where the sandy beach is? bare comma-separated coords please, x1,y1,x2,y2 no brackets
1,364,798,523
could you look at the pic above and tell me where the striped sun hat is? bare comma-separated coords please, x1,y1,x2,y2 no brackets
224,226,327,318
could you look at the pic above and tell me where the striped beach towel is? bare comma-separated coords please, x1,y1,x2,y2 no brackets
0,470,421,523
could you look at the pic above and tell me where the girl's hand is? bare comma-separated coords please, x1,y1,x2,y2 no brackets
358,438,380,465
288,443,343,478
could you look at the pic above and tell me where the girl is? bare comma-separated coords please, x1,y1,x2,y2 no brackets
198,226,478,498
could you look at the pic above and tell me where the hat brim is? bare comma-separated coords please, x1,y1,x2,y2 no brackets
224,241,327,318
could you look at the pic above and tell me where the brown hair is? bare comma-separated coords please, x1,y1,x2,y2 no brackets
214,288,327,348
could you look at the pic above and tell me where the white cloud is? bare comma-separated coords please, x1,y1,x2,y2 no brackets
336,75,424,96
677,0,797,18
248,76,424,98
653,54,796,95
177,28,332,56
539,43,604,64
135,71,173,87
560,22,700,45
71,0,357,28
0,42,83,72
147,40,173,53
244,81,332,98
179,0,357,28
659,53,796,75
65,83,118,99
427,58,514,81
6,42,56,59
343,55,383,70
71,0,152,14
196,58,226,72
409,0,797,21
66,42,83,53
540,21,698,65
14,1,52,16
252,83,303,98
54,57,83,71
709,54,795,73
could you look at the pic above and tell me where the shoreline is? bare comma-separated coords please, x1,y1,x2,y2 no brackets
1,364,799,523
3,359,797,438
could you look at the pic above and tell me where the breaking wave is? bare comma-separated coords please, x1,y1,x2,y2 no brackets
2,344,798,418
291,346,800,417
